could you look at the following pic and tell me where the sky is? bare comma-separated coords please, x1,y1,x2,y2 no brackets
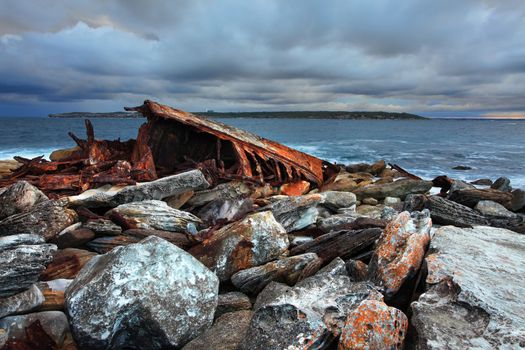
0,0,524,118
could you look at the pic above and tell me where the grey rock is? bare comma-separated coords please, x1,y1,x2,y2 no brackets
381,206,399,221
69,169,210,207
107,200,202,232
411,226,525,349
452,165,472,170
66,236,219,350
0,233,44,250
262,194,322,232
403,193,427,212
83,218,122,235
0,181,48,220
319,191,357,211
475,200,518,220
215,292,252,319
231,253,320,294
448,180,476,195
197,197,253,226
491,176,512,192
426,195,489,227
316,257,347,276
0,238,57,297
187,180,253,208
0,199,78,241
317,213,358,232
0,284,44,319
353,179,433,200
183,310,253,350
356,204,384,219
0,311,71,348
362,197,378,206
471,178,493,186
242,273,382,349
383,196,401,206
189,211,289,282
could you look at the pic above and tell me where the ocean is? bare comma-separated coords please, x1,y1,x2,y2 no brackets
1,117,524,188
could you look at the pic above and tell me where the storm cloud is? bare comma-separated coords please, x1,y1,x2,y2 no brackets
1,0,524,117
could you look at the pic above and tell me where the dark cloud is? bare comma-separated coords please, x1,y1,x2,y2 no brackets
0,0,524,116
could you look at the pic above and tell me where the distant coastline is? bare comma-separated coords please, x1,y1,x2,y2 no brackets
48,110,426,120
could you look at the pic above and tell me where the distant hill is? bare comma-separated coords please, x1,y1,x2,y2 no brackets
49,110,426,120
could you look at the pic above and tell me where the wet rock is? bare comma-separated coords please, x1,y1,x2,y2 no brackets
107,200,202,233
41,248,97,280
231,253,320,294
290,228,381,263
262,194,321,232
183,310,253,350
69,169,210,207
197,197,253,226
384,196,401,206
319,190,357,211
0,199,78,241
86,235,140,253
452,165,472,170
66,236,219,350
215,292,252,319
362,197,379,206
0,181,48,220
317,213,358,232
280,180,310,196
189,211,289,282
339,299,408,350
367,211,431,301
471,178,493,186
411,226,525,349
0,235,57,297
241,274,382,349
53,228,96,249
491,176,512,192
83,218,122,235
0,311,72,349
0,284,44,319
475,200,519,220
511,189,525,212
353,179,433,200
187,180,253,208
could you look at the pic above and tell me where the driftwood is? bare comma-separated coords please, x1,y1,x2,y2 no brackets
448,188,513,210
289,228,382,262
426,195,489,227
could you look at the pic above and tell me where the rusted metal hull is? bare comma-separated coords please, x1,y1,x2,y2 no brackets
0,101,338,195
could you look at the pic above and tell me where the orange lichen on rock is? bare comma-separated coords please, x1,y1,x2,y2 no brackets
339,299,408,350
367,210,432,296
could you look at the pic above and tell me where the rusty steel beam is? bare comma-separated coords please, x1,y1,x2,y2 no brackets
126,100,338,186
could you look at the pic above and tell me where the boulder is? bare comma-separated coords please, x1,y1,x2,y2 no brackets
68,169,210,207
319,191,357,211
186,180,253,208
346,162,371,173
165,190,194,209
448,179,476,194
197,197,253,226
241,273,382,349
0,181,48,220
320,172,359,192
317,213,358,232
53,227,95,249
475,200,519,220
346,260,368,282
183,310,254,350
362,197,379,206
0,234,57,297
0,311,72,349
231,253,320,294
0,159,21,178
0,284,44,319
426,195,489,227
189,211,289,282
491,176,512,192
353,179,433,200
339,299,408,350
369,160,387,175
356,204,384,219
107,200,202,233
367,211,431,302
49,146,81,161
448,188,513,210
262,194,321,232
65,236,219,350
0,199,78,241
215,292,252,319
316,257,347,276
511,189,525,212
280,180,310,196
383,196,401,206
411,226,525,349
471,178,493,186
452,165,472,170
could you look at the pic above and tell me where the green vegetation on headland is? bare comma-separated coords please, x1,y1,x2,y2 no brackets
49,111,426,119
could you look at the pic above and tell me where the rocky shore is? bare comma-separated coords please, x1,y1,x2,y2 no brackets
0,101,524,349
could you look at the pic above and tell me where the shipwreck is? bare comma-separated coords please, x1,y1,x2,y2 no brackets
0,100,339,196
